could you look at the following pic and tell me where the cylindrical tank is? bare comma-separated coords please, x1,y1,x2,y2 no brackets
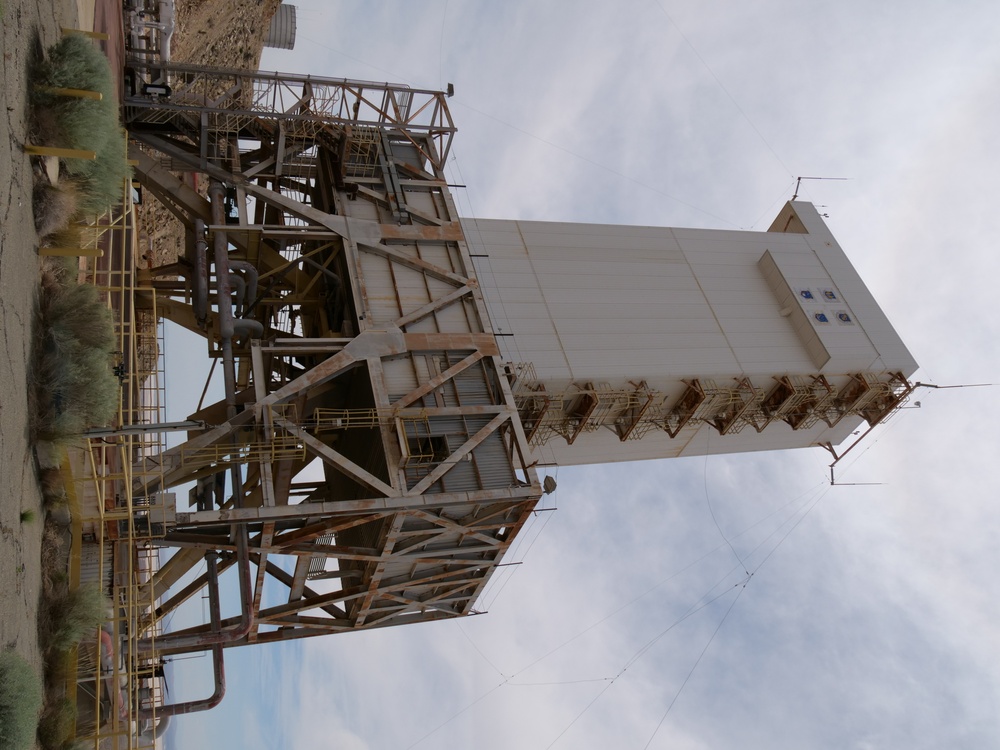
265,4,297,50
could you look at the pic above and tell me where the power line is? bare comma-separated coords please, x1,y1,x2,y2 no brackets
642,582,748,749
703,437,749,576
649,0,794,180
404,475,827,748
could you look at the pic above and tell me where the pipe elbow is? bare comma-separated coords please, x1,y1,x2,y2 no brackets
233,318,264,341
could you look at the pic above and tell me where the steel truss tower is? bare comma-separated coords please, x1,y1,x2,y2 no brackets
127,62,540,651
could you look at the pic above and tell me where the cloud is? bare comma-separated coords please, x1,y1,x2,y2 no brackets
161,2,1000,748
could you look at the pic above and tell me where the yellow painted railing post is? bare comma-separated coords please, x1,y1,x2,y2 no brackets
39,247,105,258
23,144,97,160
37,84,103,101
61,27,110,41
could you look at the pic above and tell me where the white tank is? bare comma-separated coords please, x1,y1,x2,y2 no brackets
265,4,297,50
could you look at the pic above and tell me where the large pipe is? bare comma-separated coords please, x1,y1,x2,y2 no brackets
233,318,264,340
157,0,175,63
136,182,254,654
208,181,234,344
146,221,207,325
193,218,208,324
138,714,170,744
138,525,253,653
228,260,258,316
137,554,227,721
208,181,238,409
227,272,245,315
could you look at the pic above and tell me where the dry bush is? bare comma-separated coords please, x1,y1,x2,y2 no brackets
33,180,79,238
41,585,107,656
40,522,68,602
38,256,73,300
43,223,87,252
37,697,76,750
31,261,119,442
31,35,131,218
39,467,68,509
0,650,44,750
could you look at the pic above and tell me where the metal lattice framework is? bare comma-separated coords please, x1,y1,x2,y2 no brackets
125,62,455,172
123,59,541,672
511,370,912,446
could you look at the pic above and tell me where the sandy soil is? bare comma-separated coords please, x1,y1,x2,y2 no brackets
0,0,78,736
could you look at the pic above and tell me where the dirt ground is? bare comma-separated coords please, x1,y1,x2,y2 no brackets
0,1,78,743
1,0,274,742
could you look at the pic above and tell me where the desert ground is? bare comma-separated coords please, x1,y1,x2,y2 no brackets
0,0,80,715
1,1,275,744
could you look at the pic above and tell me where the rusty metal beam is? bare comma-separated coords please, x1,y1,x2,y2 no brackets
393,283,473,330
406,509,503,548
129,145,212,225
261,329,406,407
359,241,469,286
248,522,275,643
354,514,406,626
276,418,399,498
175,486,540,527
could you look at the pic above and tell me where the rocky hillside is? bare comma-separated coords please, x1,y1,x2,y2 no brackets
172,0,282,69
138,0,282,267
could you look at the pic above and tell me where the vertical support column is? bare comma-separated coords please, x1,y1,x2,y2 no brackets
366,357,405,490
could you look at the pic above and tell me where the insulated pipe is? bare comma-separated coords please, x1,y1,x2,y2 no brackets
157,0,175,64
138,715,171,743
208,182,234,343
208,181,238,410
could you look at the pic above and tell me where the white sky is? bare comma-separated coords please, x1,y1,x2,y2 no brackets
165,1,1000,748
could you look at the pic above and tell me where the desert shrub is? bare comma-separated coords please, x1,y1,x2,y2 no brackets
0,651,44,750
42,223,87,254
33,181,79,238
33,36,116,156
32,267,119,441
39,468,68,509
45,280,116,352
40,522,69,602
31,35,131,218
75,126,131,216
43,585,107,655
38,256,75,300
37,697,76,749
